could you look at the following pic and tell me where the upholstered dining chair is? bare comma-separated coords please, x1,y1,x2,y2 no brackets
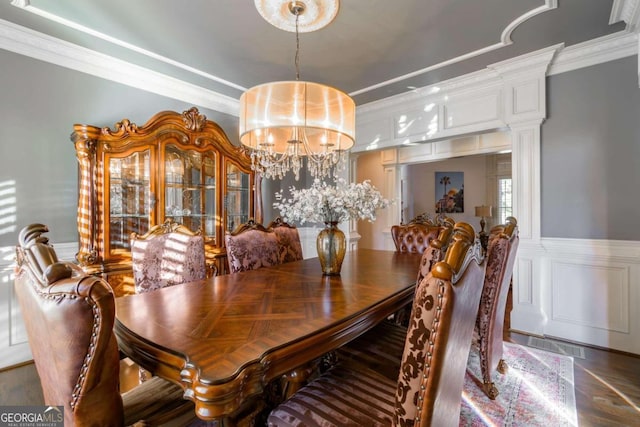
388,216,455,326
268,216,304,263
336,217,457,375
415,216,456,284
225,219,280,273
14,224,197,426
131,219,209,294
390,215,442,254
267,222,485,427
475,216,519,399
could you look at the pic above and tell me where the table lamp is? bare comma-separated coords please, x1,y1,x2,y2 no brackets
475,205,493,250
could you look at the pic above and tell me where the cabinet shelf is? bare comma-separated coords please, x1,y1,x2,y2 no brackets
110,179,151,187
110,214,150,220
165,182,216,190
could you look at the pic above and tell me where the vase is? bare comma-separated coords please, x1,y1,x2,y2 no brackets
316,222,347,276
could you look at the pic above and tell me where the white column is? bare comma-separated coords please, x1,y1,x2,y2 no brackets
491,46,558,335
508,120,546,334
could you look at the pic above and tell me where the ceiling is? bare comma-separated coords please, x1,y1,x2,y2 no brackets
1,0,629,107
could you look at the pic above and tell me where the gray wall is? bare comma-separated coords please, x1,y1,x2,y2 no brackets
0,49,239,247
542,56,640,240
3,48,639,246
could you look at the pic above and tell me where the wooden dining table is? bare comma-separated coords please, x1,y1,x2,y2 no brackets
114,249,422,422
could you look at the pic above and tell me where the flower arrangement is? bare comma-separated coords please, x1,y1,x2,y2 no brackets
274,178,390,225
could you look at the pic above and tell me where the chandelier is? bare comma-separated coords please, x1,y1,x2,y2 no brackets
240,0,355,180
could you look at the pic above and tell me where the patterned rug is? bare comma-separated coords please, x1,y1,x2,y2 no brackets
460,342,578,426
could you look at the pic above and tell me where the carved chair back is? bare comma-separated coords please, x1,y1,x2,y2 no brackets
225,219,280,273
15,224,123,426
391,218,442,254
415,217,456,284
394,222,485,426
131,219,207,294
268,216,304,263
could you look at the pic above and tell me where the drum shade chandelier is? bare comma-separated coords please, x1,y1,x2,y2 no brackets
240,0,355,180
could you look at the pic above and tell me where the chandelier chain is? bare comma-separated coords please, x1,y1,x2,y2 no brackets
295,11,300,81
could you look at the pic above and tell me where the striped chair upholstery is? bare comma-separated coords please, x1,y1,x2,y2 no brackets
475,217,519,399
268,217,304,263
225,219,280,273
267,222,485,427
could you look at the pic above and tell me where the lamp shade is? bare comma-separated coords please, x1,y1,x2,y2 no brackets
475,205,493,218
239,81,355,155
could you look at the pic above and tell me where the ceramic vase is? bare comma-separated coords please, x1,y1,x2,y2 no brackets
316,222,346,276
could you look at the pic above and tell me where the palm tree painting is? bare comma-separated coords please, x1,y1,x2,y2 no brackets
435,172,464,213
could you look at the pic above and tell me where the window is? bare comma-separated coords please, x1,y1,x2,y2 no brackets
497,178,512,224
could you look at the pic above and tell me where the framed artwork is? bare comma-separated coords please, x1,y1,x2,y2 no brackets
435,172,464,213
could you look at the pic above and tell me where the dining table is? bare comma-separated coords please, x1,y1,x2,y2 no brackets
114,248,422,422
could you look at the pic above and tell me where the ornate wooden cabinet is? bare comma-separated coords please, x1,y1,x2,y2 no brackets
72,107,262,294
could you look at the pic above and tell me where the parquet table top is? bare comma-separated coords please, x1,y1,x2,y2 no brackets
114,249,421,420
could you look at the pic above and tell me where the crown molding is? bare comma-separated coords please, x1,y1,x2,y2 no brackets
610,0,640,31
548,30,638,76
358,44,563,117
0,18,240,116
359,29,639,113
489,43,563,78
10,0,247,92
1,6,636,117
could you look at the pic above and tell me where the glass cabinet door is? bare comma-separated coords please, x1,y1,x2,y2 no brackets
225,163,250,232
164,145,217,242
107,150,152,253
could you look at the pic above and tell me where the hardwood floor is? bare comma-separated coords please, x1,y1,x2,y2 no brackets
1,332,638,426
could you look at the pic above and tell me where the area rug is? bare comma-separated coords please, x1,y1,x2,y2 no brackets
460,342,578,426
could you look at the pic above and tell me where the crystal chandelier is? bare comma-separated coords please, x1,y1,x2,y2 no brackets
240,0,355,180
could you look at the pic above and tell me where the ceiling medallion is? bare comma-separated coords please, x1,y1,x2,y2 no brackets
254,0,340,33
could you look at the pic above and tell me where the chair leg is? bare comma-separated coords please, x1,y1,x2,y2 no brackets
497,358,508,374
280,364,314,400
478,344,500,400
482,381,500,400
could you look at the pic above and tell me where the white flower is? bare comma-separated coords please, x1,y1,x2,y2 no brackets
274,178,390,225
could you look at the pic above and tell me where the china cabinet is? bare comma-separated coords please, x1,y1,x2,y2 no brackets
72,107,262,294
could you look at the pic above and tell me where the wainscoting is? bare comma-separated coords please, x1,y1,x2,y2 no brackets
4,235,637,369
514,237,640,355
